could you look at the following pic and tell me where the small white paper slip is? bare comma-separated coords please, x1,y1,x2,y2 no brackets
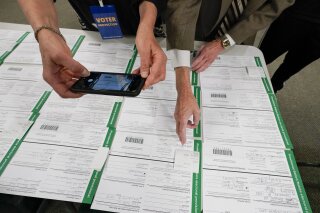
246,67,265,78
91,147,110,171
174,149,200,173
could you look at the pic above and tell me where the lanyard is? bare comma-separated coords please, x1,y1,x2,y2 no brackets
98,0,104,7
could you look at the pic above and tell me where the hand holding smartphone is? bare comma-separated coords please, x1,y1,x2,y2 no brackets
71,72,146,97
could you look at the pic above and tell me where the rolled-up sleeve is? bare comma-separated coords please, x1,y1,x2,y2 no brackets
171,49,191,68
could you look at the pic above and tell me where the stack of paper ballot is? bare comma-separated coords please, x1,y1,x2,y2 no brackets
200,55,310,213
0,28,311,213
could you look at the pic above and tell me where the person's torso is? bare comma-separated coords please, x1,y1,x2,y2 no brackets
286,0,320,24
195,0,269,41
68,0,140,34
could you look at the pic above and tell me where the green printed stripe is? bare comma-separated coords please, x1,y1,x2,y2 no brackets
29,112,40,122
102,128,116,148
125,47,138,74
193,86,201,107
254,56,262,67
0,51,11,63
132,46,138,60
32,91,51,113
191,72,198,86
194,122,201,138
82,170,103,204
192,140,202,213
0,139,21,176
5,32,31,58
0,52,5,64
269,94,293,149
0,32,30,64
193,86,201,138
71,35,85,56
107,102,122,128
0,120,34,176
125,59,133,74
262,77,273,94
16,32,30,43
285,151,312,212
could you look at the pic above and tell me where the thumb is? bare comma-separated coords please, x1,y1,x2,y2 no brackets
58,54,90,77
139,53,151,78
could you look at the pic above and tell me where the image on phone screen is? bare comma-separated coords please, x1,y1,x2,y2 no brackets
91,73,133,91
71,72,145,97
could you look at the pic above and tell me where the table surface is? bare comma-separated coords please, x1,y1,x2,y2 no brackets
0,22,290,212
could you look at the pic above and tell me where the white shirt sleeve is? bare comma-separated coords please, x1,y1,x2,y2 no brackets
170,34,234,69
225,33,236,46
170,49,191,68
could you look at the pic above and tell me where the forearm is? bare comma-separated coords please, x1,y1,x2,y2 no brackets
18,0,59,31
139,1,157,31
175,67,193,96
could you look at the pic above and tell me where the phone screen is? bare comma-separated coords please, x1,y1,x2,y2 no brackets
91,73,133,91
71,72,145,96
79,72,137,91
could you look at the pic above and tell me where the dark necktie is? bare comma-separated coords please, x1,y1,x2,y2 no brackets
216,0,248,37
195,0,222,41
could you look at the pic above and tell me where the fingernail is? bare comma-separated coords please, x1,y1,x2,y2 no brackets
141,71,148,78
81,69,90,77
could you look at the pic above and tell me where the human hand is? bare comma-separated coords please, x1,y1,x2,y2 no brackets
38,30,90,98
192,39,224,72
133,26,167,89
175,92,200,145
174,67,200,144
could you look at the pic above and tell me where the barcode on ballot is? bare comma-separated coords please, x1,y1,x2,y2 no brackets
211,93,227,98
8,67,23,71
40,124,59,131
89,43,101,46
125,136,144,144
212,148,232,156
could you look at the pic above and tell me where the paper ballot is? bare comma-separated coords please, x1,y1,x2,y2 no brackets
203,143,291,176
4,34,80,64
24,92,120,149
91,156,194,213
0,64,43,81
110,130,194,162
174,149,199,173
203,169,304,213
117,97,193,137
0,142,98,203
202,107,289,149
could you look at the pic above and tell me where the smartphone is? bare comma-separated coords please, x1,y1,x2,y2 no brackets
70,72,146,97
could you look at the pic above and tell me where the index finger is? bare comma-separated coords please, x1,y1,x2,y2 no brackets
176,118,188,145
